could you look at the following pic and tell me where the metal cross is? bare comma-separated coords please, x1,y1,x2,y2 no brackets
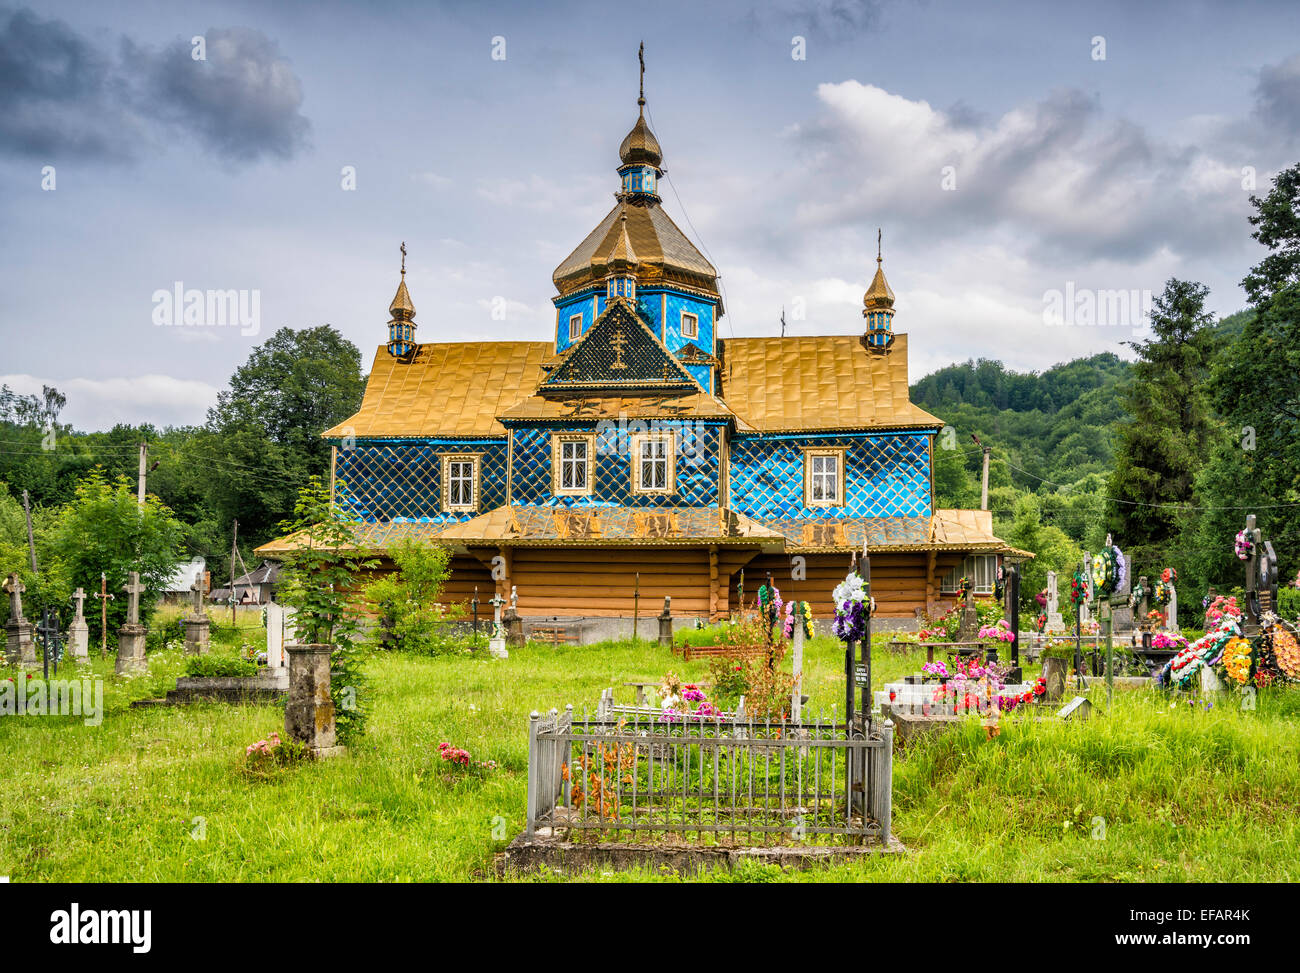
94,572,115,659
36,609,61,679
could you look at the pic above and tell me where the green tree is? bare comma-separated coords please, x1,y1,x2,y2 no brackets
1003,493,1082,614
1106,278,1220,562
1242,163,1300,305
47,471,185,640
364,537,457,654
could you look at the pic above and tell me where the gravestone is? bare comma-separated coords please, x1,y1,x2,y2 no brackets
957,586,979,641
68,587,89,659
4,574,36,667
1111,555,1133,632
657,596,672,646
488,593,509,659
114,572,148,675
284,643,341,755
503,584,524,647
1057,696,1093,720
1045,571,1064,632
1135,575,1152,630
1078,554,1092,630
1165,583,1178,633
265,601,286,668
182,573,210,656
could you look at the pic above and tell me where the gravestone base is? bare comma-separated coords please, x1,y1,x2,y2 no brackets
489,636,509,659
1045,612,1064,632
503,609,524,647
657,612,673,647
182,615,210,656
68,618,89,659
285,643,336,752
5,620,36,667
114,623,148,674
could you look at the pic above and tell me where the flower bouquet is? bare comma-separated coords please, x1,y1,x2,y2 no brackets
1235,530,1254,561
832,572,871,643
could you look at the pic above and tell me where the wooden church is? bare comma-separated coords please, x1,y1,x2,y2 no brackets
259,71,1026,627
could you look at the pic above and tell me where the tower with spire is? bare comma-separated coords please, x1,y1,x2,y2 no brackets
387,242,417,358
549,44,723,391
863,228,895,352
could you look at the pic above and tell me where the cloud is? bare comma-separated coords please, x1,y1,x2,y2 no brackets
129,27,310,162
1255,52,1300,138
1,373,219,431
0,8,308,163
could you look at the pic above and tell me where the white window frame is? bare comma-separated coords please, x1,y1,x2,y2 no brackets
568,313,583,341
551,433,594,496
441,454,481,512
681,311,699,340
802,448,845,508
631,432,675,495
940,555,997,595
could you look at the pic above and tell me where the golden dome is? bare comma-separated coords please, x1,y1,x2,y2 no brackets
619,108,662,168
863,230,894,311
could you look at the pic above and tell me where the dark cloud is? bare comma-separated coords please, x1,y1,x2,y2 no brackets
1255,52,1300,137
0,6,141,159
130,27,310,162
0,8,309,163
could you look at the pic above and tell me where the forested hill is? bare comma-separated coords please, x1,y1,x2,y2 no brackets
910,352,1130,489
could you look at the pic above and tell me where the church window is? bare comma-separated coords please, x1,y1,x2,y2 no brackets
551,433,594,496
631,433,674,495
803,448,845,508
441,454,480,512
568,313,583,341
681,311,698,339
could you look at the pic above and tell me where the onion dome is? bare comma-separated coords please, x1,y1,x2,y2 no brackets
863,229,895,353
387,242,417,359
619,110,662,168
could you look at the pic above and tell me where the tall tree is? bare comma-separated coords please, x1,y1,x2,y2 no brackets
1242,163,1300,306
1106,278,1219,561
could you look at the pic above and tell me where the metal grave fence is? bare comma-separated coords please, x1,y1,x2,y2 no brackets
526,705,893,846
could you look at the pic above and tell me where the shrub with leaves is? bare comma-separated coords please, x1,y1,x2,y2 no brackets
274,477,376,746
364,537,462,655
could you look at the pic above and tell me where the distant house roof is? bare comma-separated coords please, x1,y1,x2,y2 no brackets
231,562,281,586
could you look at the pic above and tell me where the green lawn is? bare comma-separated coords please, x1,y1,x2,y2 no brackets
2,631,1298,882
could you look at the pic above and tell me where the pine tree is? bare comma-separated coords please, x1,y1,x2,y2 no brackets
1106,279,1219,562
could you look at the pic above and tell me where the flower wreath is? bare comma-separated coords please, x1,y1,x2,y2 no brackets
1162,615,1239,689
1221,636,1253,686
1235,530,1254,561
994,565,1005,601
1128,580,1147,609
783,600,815,641
957,575,973,597
1090,545,1124,597
1069,569,1089,606
1153,567,1177,607
832,572,871,643
1266,619,1300,683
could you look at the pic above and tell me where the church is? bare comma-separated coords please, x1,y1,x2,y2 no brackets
258,69,1025,629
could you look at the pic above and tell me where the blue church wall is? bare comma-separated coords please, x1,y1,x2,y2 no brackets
662,292,715,357
728,431,932,520
333,439,508,523
555,292,601,352
508,422,723,508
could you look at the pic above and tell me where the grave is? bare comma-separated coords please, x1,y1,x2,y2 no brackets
3,574,36,667
265,600,295,669
488,592,509,659
503,585,524,647
182,573,210,656
114,572,148,675
68,587,89,659
1045,570,1064,632
657,596,673,646
284,643,343,756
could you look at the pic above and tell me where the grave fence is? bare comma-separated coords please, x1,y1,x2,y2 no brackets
525,705,892,846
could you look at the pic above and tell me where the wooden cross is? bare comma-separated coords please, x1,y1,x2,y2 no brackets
123,571,145,626
94,572,115,659
3,573,25,622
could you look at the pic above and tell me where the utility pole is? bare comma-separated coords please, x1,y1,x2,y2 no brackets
22,489,36,574
137,443,148,506
230,519,239,628
972,434,991,510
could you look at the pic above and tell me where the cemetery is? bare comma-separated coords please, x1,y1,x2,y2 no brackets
4,28,1300,894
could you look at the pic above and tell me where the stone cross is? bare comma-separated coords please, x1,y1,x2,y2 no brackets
489,593,505,639
4,574,26,622
190,572,206,616
1046,571,1063,631
509,585,518,610
1165,582,1178,632
123,572,145,626
72,587,87,620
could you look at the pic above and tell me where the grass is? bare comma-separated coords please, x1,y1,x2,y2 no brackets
1,629,1298,882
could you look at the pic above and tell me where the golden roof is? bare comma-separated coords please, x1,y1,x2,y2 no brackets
717,333,942,433
607,212,639,270
323,341,551,438
619,109,663,168
863,262,894,311
552,198,718,298
931,508,1034,558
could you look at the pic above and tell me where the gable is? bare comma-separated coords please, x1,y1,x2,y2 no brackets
540,298,700,397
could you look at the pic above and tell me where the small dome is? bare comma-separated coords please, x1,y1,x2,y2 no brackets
619,109,662,168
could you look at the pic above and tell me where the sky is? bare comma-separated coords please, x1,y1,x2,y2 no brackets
2,0,1299,430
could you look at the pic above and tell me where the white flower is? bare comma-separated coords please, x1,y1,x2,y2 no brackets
833,573,865,605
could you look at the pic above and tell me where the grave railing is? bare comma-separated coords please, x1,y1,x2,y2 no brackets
525,706,893,846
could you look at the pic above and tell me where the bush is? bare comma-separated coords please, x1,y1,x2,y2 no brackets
184,654,258,678
364,537,462,655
